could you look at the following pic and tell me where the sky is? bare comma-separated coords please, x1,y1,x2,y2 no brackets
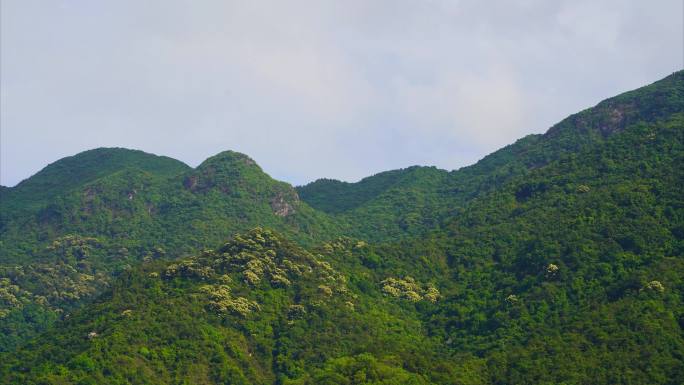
1,0,683,187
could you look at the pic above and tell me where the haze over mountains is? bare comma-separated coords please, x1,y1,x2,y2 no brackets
0,71,683,384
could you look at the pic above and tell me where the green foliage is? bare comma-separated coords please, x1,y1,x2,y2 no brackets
0,229,447,384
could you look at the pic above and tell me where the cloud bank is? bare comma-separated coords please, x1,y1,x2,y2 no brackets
1,0,682,186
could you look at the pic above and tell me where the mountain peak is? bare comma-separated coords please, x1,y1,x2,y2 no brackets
196,150,260,171
5,147,190,208
17,147,190,186
184,151,302,218
184,150,293,199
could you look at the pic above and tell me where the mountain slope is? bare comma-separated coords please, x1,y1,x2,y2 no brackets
418,109,684,384
298,71,684,241
1,229,450,384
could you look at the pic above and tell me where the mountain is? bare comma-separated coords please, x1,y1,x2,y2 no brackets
1,148,190,211
297,71,684,241
0,148,340,263
422,94,684,383
0,149,339,351
0,70,683,384
297,166,451,240
0,148,189,263
297,166,449,214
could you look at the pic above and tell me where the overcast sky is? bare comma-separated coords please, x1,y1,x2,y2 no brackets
1,0,682,187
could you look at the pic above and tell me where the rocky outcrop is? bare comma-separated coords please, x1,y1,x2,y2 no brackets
271,190,299,217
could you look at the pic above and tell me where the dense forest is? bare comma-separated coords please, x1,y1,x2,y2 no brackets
0,70,683,384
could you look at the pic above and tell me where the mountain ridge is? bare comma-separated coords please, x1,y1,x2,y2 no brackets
0,70,683,384
5,71,683,202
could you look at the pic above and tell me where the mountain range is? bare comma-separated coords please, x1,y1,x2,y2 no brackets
0,70,683,384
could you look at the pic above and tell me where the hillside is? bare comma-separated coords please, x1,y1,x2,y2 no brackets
297,166,449,215
0,149,341,264
0,150,341,351
1,229,450,384
3,106,683,381
298,71,684,241
0,70,682,384
423,106,684,383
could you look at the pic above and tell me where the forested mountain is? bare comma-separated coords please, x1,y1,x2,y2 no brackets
1,149,338,264
0,70,682,384
298,69,684,240
2,148,190,211
0,149,341,349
